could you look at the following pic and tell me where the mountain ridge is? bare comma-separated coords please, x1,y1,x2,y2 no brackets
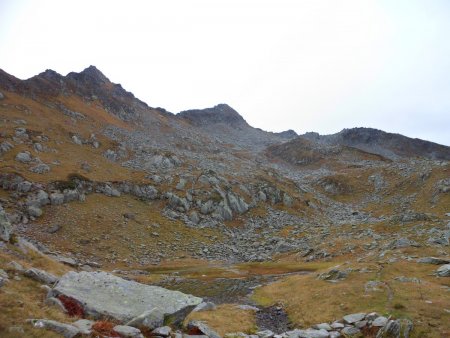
1,66,449,159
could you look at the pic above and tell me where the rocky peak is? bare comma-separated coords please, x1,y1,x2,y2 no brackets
66,65,110,85
177,104,248,127
37,69,64,81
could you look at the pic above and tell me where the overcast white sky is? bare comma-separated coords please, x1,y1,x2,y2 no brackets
1,0,449,145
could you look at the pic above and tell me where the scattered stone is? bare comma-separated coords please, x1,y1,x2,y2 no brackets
27,206,43,218
28,319,81,338
372,316,388,327
0,141,14,154
189,211,201,225
152,326,172,337
388,238,419,249
341,326,360,336
72,319,94,334
376,318,413,338
30,163,51,174
417,257,450,265
313,323,332,331
8,326,25,335
256,329,274,338
343,313,366,324
317,269,348,281
113,325,145,338
394,276,421,283
15,151,32,163
47,224,62,234
286,328,329,338
193,302,217,312
365,280,384,292
330,323,344,330
50,193,65,205
24,268,58,285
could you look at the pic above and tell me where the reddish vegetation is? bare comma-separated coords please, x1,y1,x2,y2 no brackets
91,321,120,337
57,294,85,317
188,327,203,335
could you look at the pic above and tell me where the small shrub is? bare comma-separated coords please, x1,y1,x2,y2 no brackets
92,321,120,337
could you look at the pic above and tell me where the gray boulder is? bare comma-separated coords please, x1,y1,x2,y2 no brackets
417,257,450,265
376,318,413,338
27,190,50,207
0,207,12,242
15,152,32,163
50,193,65,205
132,185,158,200
49,271,202,324
227,192,248,214
17,181,32,192
27,206,43,217
189,211,200,225
0,141,13,154
0,269,8,288
63,189,82,202
283,193,293,207
200,200,214,215
214,205,233,221
436,264,450,277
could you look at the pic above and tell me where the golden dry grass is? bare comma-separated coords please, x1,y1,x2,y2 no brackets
185,304,257,336
0,246,73,337
252,260,450,338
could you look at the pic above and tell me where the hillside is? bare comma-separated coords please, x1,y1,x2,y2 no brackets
0,66,449,338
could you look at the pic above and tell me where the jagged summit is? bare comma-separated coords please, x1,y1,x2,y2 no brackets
66,65,110,85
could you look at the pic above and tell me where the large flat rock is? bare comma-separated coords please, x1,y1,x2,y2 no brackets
50,271,202,323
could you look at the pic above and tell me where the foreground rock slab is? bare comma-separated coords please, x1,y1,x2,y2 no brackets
49,271,202,324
